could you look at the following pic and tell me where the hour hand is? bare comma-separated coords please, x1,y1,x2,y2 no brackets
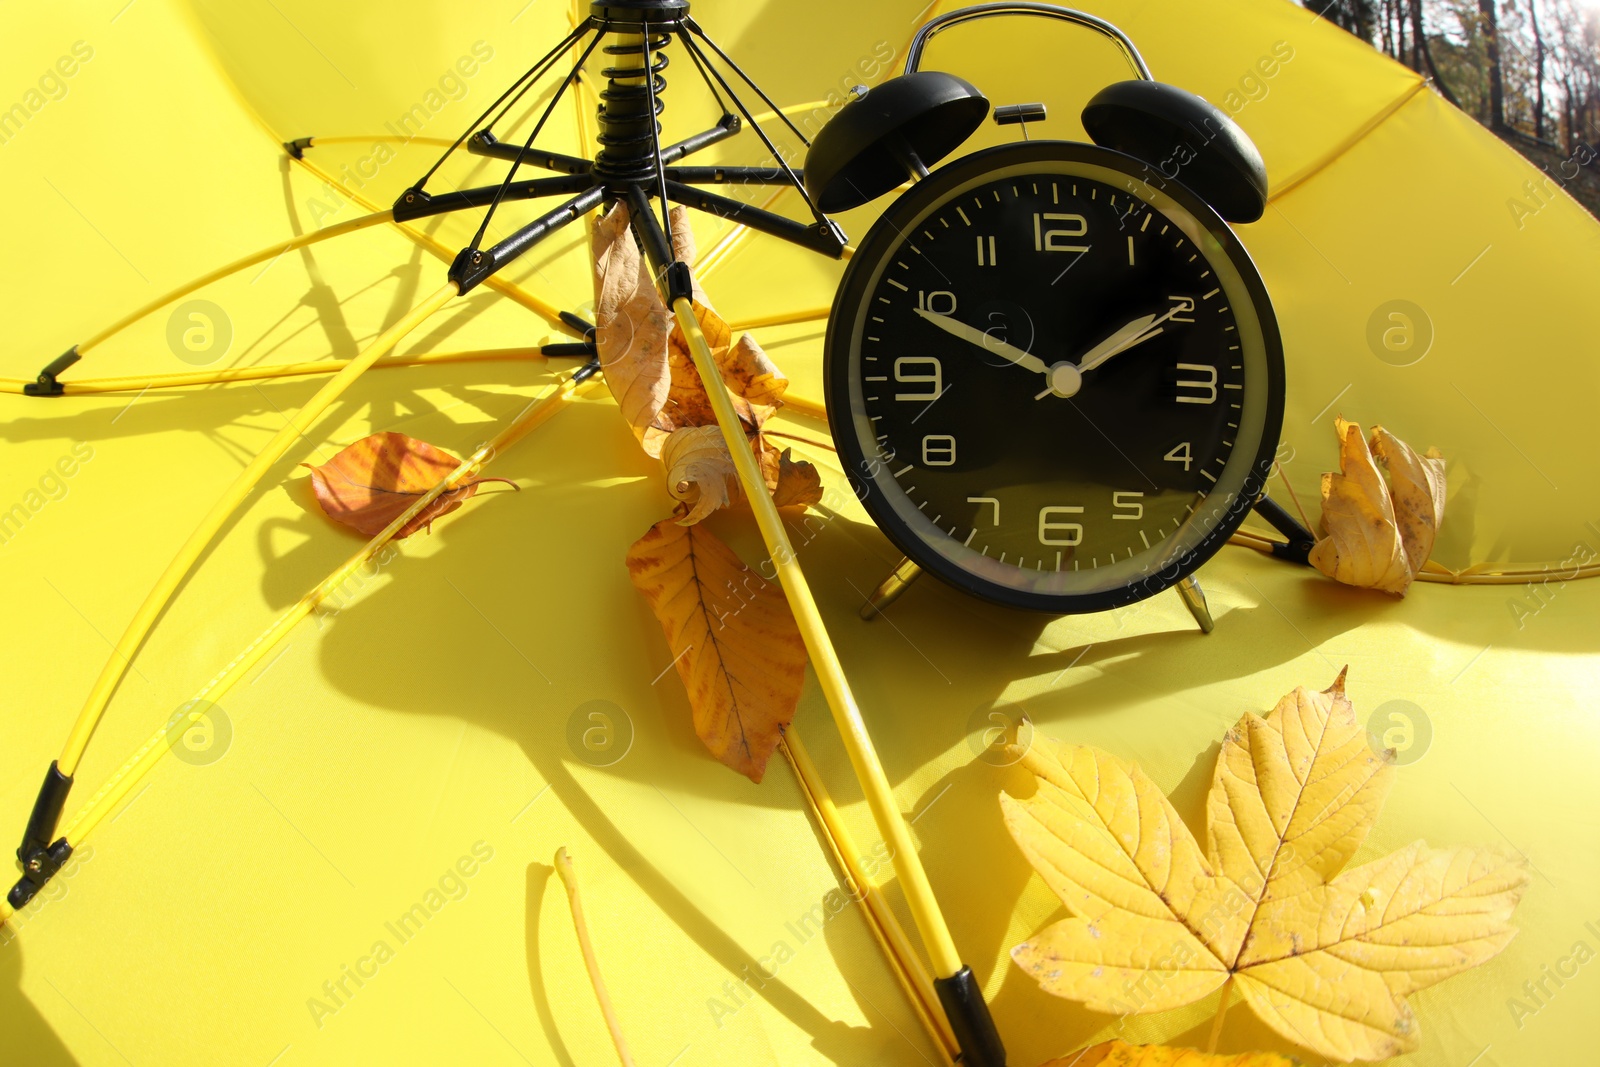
914,308,1049,376
1075,306,1184,373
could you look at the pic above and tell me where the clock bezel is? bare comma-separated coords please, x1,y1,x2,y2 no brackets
823,139,1287,614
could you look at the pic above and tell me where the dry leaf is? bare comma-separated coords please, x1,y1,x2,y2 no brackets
1003,670,1528,1063
303,432,514,538
664,300,780,434
591,200,675,456
771,448,823,509
590,200,789,455
1309,419,1445,595
661,426,742,525
1042,1042,1298,1067
626,518,807,782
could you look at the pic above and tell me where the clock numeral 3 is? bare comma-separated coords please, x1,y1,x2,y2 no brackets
1174,363,1218,405
893,357,943,401
1038,505,1084,546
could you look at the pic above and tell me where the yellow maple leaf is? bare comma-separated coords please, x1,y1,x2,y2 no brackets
1308,419,1445,595
625,518,807,782
1003,671,1528,1063
1041,1041,1299,1066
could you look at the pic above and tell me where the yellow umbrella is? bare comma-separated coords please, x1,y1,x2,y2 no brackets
1,1,1596,1065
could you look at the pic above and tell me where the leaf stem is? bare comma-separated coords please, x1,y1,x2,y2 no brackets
1206,976,1235,1055
556,848,636,1067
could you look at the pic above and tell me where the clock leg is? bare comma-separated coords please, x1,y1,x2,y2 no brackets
1175,574,1216,634
859,557,923,620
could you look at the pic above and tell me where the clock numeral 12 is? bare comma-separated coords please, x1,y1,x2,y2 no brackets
1033,212,1090,254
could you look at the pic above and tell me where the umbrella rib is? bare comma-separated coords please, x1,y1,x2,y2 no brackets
52,284,459,779
27,363,601,901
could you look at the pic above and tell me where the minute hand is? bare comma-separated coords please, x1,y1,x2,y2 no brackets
914,308,1049,376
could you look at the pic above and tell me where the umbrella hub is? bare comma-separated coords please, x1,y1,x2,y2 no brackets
593,19,679,186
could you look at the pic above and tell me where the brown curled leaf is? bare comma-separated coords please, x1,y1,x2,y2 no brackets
1309,418,1445,595
590,200,675,456
661,425,742,526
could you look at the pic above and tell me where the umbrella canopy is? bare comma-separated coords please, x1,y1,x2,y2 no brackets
2,1,1597,1065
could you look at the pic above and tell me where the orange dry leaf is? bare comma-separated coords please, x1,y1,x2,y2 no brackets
1042,1042,1299,1067
303,432,514,538
1309,419,1445,595
1004,671,1528,1063
626,518,807,782
770,448,823,509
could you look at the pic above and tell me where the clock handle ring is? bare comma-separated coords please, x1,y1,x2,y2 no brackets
904,2,1154,81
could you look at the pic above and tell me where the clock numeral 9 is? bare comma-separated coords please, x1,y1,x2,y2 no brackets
916,290,957,315
921,435,957,466
1033,213,1090,254
1038,505,1084,547
893,357,943,401
1174,363,1218,405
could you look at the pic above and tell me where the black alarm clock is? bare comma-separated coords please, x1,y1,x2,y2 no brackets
806,4,1287,622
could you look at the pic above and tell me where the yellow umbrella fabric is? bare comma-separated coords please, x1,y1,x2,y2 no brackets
2,1,1597,1066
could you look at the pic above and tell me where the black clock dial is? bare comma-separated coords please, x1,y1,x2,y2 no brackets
825,141,1285,613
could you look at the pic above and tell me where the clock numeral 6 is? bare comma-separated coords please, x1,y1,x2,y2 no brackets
893,356,943,401
916,290,957,315
1112,491,1144,520
1038,505,1084,546
1032,212,1090,254
921,435,957,466
1175,363,1218,405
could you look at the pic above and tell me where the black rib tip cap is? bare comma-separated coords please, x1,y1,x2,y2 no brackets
1082,80,1269,223
804,72,989,213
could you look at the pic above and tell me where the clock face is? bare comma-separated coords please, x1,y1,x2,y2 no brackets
825,141,1285,613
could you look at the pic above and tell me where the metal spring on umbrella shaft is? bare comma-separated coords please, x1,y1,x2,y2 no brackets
595,31,671,182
